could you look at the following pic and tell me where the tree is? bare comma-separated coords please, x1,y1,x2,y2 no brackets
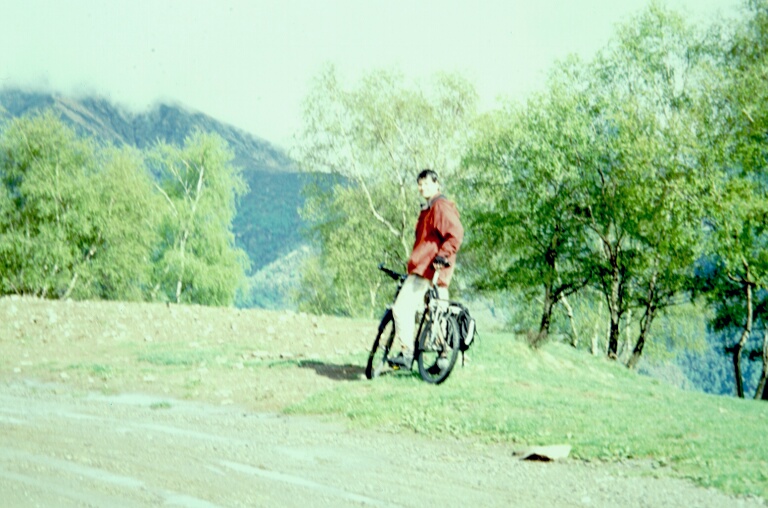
69,146,162,300
293,65,477,316
150,131,249,306
461,62,594,346
576,4,713,364
695,0,768,398
0,112,97,297
461,5,712,364
0,112,159,300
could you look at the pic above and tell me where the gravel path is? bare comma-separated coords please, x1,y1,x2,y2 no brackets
0,381,763,508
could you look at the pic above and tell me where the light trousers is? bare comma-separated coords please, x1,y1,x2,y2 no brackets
391,274,448,353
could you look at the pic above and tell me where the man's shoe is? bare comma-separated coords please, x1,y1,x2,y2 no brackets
388,352,413,370
436,357,450,371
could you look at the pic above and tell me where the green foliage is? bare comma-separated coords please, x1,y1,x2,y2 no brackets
0,112,159,300
294,66,477,317
0,111,97,296
690,0,768,397
149,131,249,306
298,181,402,317
0,88,300,286
461,69,595,343
678,329,765,396
0,111,251,307
68,146,162,300
460,5,717,363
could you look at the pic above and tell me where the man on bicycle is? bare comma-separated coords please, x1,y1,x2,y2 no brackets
389,169,464,369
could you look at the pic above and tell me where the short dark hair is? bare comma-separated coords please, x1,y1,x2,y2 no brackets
417,169,439,183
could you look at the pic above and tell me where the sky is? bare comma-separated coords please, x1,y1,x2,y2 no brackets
0,0,744,148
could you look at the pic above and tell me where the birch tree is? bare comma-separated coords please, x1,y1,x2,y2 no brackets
151,131,248,306
293,66,477,316
461,63,594,346
0,112,160,300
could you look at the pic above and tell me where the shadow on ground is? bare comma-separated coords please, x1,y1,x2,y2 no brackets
298,360,366,381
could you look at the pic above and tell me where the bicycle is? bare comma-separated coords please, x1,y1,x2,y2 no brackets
365,264,461,384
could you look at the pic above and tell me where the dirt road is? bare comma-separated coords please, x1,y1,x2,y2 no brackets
0,380,763,508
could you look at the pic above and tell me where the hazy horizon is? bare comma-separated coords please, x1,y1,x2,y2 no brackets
0,0,744,148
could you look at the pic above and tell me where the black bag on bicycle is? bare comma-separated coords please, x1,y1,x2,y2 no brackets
450,303,477,363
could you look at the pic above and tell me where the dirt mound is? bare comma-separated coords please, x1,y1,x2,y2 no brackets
0,296,374,411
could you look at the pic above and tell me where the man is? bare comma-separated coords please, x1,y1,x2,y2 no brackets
390,169,464,369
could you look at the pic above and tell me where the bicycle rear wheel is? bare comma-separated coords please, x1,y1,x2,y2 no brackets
417,314,460,384
365,310,396,379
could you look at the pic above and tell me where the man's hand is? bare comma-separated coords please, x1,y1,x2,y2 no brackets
432,256,450,268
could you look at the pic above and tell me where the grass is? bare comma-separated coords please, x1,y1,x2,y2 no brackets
3,297,764,500
285,332,768,499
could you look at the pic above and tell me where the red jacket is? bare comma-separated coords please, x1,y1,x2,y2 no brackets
407,195,464,287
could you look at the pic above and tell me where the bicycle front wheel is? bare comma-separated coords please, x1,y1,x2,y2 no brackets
417,314,460,384
365,310,396,379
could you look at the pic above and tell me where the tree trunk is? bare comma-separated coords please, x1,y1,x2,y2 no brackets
627,272,657,370
607,311,621,359
733,338,746,398
591,300,603,356
369,281,381,319
533,284,556,349
620,308,632,362
754,328,768,401
628,306,656,370
560,294,580,347
731,273,752,399
175,228,190,304
173,160,205,305
606,253,622,359
534,245,560,349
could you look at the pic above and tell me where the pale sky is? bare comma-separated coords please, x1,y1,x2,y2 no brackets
0,0,743,148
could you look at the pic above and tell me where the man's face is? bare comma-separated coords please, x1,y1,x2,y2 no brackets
418,177,440,200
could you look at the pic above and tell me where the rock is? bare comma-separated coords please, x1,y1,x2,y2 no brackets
520,444,572,461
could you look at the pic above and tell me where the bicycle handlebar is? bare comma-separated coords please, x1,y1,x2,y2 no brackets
378,263,407,282
378,263,440,286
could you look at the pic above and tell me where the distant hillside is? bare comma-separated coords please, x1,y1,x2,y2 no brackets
0,89,309,286
0,88,294,172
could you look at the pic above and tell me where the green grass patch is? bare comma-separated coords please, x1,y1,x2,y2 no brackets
137,348,213,367
65,363,113,377
286,332,768,499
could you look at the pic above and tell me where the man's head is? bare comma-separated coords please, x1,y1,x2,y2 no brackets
417,169,441,200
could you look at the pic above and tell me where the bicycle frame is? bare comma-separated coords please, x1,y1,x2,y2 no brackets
413,270,449,352
367,264,460,383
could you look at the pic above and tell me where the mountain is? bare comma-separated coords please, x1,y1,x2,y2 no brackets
0,88,311,306
0,88,294,173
